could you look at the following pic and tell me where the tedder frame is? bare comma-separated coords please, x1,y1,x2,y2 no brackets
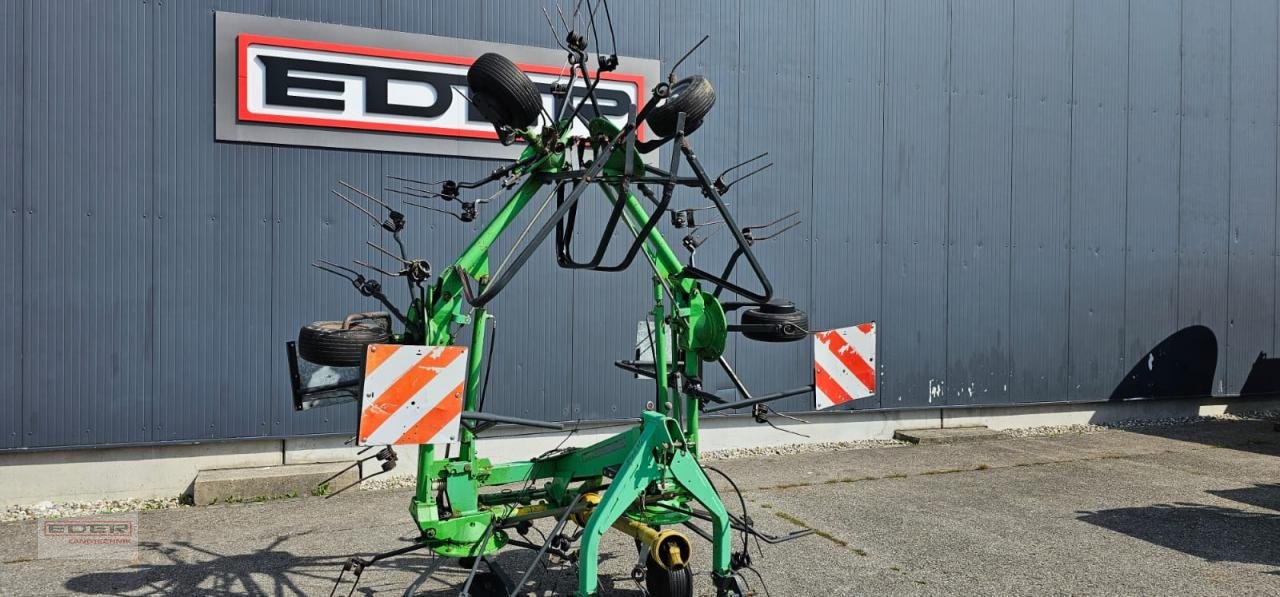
289,8,814,596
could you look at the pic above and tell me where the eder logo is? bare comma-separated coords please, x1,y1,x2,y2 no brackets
238,35,647,141
43,521,133,537
37,514,139,560
216,12,661,159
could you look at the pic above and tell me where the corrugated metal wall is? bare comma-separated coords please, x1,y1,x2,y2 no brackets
2,0,1278,450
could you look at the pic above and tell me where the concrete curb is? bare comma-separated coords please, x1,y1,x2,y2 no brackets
892,426,1005,444
191,462,356,506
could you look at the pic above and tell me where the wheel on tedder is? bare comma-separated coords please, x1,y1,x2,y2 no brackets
645,552,694,597
465,571,510,597
296,320,389,367
647,75,716,138
740,300,809,343
467,52,542,131
640,538,701,597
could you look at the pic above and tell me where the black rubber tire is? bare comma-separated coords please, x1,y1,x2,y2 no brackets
296,320,390,367
645,554,693,597
647,76,716,138
467,571,510,597
740,301,809,343
467,52,542,130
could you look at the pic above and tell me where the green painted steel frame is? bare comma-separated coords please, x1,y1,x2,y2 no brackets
402,120,733,595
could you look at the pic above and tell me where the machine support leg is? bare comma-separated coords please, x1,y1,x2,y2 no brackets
460,309,488,463
668,449,733,574
576,413,667,596
411,444,436,525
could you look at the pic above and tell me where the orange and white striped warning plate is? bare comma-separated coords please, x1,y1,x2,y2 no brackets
813,323,876,409
358,344,466,446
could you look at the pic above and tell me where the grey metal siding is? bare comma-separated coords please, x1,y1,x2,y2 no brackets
1,0,23,449
1124,0,1182,402
153,0,275,443
1009,0,1073,405
811,0,884,409
734,0,815,411
1226,0,1279,390
880,0,950,407
21,1,155,448
1068,1,1129,401
3,0,1279,449
947,0,1014,405
1179,0,1234,395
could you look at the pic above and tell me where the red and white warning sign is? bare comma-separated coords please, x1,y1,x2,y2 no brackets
813,323,877,409
358,344,466,446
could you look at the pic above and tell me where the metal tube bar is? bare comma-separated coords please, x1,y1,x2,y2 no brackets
508,493,584,596
701,385,814,413
461,411,565,431
459,311,488,462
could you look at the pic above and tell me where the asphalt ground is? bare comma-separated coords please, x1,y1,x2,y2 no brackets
3,418,1280,596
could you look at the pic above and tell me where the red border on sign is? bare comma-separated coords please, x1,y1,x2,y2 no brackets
236,34,647,141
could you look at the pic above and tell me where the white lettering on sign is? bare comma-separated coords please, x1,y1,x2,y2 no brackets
238,35,647,141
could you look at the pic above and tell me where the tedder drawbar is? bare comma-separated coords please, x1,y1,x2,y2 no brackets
286,6,814,596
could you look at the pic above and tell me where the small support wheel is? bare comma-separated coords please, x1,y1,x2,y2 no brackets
645,553,693,597
467,53,542,131
712,571,748,597
647,75,716,138
739,301,809,343
467,571,510,597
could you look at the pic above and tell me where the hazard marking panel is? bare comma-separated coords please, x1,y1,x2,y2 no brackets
358,344,466,446
813,323,876,410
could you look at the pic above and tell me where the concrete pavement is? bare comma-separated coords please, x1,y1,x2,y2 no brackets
2,418,1279,595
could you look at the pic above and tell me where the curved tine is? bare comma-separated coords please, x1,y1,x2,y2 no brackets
721,152,769,177
403,200,466,223
571,0,587,35
760,413,810,438
556,3,571,33
745,210,801,231
315,258,363,278
474,187,504,205
386,174,447,187
337,180,393,212
403,185,450,199
384,187,445,201
541,7,572,52
352,259,399,278
599,0,618,56
585,0,600,48
724,162,773,189
687,221,724,246
365,241,409,264
331,190,380,225
768,407,811,424
750,219,802,242
312,261,357,282
667,34,710,80
681,203,728,212
450,86,486,118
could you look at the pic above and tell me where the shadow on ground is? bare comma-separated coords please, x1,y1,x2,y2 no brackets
63,534,344,596
1078,483,1280,574
62,532,640,596
1089,325,1280,457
